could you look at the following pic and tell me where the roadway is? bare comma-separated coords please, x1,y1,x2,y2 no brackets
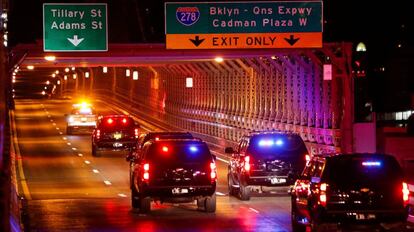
13,99,292,232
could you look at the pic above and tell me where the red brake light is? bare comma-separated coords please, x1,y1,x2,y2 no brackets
319,183,328,207
162,146,169,152
122,118,127,124
143,163,149,181
107,118,113,124
403,182,410,205
243,155,251,172
210,162,217,181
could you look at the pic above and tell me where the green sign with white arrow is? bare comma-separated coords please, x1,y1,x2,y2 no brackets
43,3,107,52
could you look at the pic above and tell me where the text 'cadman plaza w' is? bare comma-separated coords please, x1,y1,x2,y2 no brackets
165,1,323,49
43,3,107,52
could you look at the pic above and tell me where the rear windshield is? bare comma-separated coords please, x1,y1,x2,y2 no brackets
147,142,212,165
99,117,135,131
323,155,403,186
248,134,308,160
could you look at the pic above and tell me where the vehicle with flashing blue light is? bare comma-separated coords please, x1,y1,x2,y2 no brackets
225,131,309,200
65,101,97,134
128,139,217,213
291,153,409,232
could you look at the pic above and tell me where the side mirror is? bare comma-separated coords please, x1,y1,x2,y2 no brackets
225,147,234,154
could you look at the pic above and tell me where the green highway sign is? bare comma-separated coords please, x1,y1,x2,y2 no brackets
165,1,322,34
43,3,107,52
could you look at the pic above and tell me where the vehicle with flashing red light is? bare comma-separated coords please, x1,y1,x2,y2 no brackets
225,131,309,200
66,102,97,134
128,139,217,213
91,115,140,157
291,153,409,232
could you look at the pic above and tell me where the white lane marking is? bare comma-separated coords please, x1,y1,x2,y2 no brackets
67,142,71,146
50,119,53,122
118,193,127,198
78,153,83,157
249,207,259,214
216,192,226,196
92,169,99,173
104,180,112,186
52,123,56,126
59,132,63,135
211,151,229,164
216,156,229,164
47,115,51,118
63,137,67,140
84,160,91,164
72,147,77,151
56,127,59,130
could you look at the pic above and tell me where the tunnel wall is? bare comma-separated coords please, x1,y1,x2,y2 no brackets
81,44,353,154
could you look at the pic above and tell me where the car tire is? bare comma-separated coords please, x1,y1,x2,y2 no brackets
204,193,216,213
92,145,100,157
196,198,204,210
139,197,151,213
238,183,250,201
227,173,237,196
66,126,72,135
131,187,140,209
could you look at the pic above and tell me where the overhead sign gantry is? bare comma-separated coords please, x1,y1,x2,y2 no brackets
43,3,107,52
165,1,323,49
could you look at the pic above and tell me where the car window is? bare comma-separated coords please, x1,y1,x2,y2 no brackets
323,155,403,186
247,134,308,160
146,142,212,166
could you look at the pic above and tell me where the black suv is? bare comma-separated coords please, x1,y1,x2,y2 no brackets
129,139,217,213
91,115,140,157
225,131,309,200
291,153,409,232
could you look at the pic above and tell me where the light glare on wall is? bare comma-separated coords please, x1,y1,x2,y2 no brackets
103,66,108,73
126,69,130,77
186,77,193,88
85,72,90,78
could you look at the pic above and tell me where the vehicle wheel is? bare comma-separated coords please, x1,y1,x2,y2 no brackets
139,197,151,213
227,173,237,196
92,145,100,157
204,193,216,213
66,126,72,135
196,198,204,210
238,183,250,201
291,204,306,232
131,187,140,209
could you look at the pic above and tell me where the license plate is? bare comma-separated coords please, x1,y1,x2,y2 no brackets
113,133,122,139
113,142,123,148
172,188,188,195
355,213,376,220
270,178,286,184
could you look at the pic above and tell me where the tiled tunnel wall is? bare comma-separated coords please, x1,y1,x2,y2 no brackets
76,44,353,154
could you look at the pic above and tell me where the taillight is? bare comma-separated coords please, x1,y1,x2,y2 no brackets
134,128,139,138
243,155,251,172
210,162,217,181
305,154,311,163
162,146,169,152
319,183,327,207
143,163,149,181
96,129,100,139
403,182,410,206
